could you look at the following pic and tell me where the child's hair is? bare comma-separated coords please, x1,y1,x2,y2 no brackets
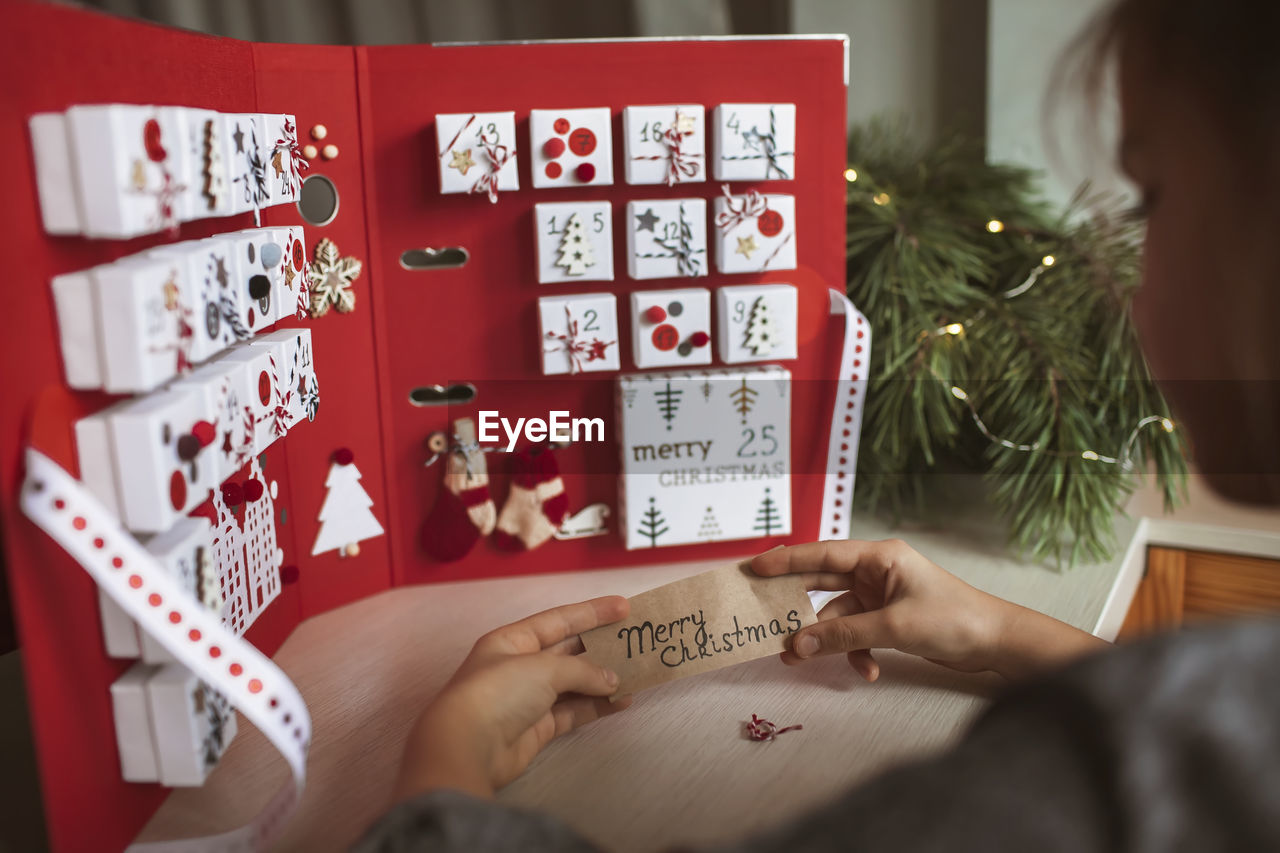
1074,0,1280,130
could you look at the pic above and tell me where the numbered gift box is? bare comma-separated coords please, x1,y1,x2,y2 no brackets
712,190,797,274
97,519,219,663
712,103,796,181
30,104,195,238
625,198,708,280
221,113,271,216
179,108,232,220
251,328,319,433
146,238,236,364
261,113,306,206
630,287,712,369
538,293,620,375
94,255,198,393
617,366,792,549
218,339,289,456
271,225,311,321
623,104,706,185
529,108,613,188
435,111,518,200
533,201,614,283
109,663,246,787
75,384,219,533
171,357,255,486
225,228,288,336
716,284,799,363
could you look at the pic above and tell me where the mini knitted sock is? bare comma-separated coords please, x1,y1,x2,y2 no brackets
493,447,569,551
421,418,496,562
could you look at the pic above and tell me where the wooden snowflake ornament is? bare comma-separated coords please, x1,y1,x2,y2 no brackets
307,238,361,317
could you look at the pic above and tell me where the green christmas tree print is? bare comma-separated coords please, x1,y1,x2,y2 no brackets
637,496,669,546
655,381,683,431
753,487,781,536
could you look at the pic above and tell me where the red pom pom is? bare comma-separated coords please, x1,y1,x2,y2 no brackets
243,479,265,502
574,162,596,182
280,565,300,585
192,421,216,447
644,305,667,324
543,137,566,158
220,482,244,506
333,447,355,465
690,331,711,348
553,117,570,134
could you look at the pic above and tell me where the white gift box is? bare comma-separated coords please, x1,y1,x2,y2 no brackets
95,255,196,394
217,340,286,456
435,111,519,197
138,519,217,665
712,191,797,274
538,293,620,375
624,198,708,281
529,108,613,189
622,104,706,185
180,108,232,220
61,104,190,239
50,267,104,389
146,665,238,787
110,663,160,782
533,201,614,284
221,113,270,216
109,385,219,533
630,288,712,369
716,284,799,364
617,366,793,549
146,238,238,364
712,103,797,181
224,228,286,335
251,327,318,430
171,357,255,485
261,113,305,206
28,112,82,235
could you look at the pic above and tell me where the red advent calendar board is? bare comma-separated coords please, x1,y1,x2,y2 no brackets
0,2,859,849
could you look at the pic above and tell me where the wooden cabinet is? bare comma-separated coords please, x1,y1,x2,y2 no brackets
1119,547,1280,641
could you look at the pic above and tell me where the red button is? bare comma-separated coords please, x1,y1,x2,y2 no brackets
651,324,679,351
689,331,710,348
644,305,667,323
568,127,597,156
543,137,566,158
574,162,596,182
544,162,562,179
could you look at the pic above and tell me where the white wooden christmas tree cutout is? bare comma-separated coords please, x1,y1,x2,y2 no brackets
743,296,779,355
312,452,385,557
555,212,596,276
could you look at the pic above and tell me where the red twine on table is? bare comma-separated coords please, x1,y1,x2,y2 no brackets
544,305,616,374
715,184,769,232
746,714,803,742
632,111,701,186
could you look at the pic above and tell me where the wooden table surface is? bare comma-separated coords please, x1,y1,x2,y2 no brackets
137,475,1141,851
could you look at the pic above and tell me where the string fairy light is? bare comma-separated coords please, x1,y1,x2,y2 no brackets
844,167,859,182
930,364,1175,469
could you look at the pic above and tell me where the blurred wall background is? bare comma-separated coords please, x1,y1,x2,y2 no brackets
77,0,1124,207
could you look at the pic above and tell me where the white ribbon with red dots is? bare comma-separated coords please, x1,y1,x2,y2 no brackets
820,290,871,540
20,448,309,851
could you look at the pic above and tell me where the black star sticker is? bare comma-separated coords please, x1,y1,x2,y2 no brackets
232,124,246,154
635,208,659,232
573,251,583,261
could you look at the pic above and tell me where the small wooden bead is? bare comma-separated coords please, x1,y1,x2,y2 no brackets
310,124,328,140
425,431,448,454
302,144,318,160
322,144,339,160
343,542,360,558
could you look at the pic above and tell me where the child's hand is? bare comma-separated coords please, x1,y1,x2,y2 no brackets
752,540,1108,682
393,596,631,802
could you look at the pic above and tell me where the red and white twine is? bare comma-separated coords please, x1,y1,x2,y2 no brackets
746,714,803,742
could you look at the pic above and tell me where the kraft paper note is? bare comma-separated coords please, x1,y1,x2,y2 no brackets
580,562,817,695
